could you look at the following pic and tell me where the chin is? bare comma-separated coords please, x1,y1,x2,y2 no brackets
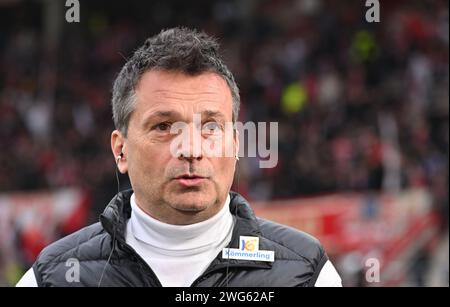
167,190,216,212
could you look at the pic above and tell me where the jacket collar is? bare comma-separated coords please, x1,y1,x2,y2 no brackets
100,189,272,270
208,191,272,270
99,189,133,243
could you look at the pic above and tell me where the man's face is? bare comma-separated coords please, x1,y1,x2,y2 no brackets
112,70,238,225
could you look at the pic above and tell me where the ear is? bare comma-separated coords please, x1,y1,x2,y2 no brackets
111,130,128,174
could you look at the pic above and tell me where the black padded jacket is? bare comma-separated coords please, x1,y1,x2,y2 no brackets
33,190,329,287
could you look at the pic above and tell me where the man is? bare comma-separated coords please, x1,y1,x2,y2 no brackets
17,28,341,287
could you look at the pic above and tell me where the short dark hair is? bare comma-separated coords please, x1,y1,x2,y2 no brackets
111,27,240,136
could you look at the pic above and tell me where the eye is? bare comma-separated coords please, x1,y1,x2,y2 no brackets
202,122,221,135
154,122,172,132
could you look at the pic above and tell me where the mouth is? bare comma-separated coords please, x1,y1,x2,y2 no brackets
173,174,208,187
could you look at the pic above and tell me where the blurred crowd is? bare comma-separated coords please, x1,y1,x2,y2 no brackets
0,0,448,285
1,0,447,218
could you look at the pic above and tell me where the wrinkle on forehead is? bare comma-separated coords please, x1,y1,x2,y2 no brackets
132,70,233,124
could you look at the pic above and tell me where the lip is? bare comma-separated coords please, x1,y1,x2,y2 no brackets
174,175,208,187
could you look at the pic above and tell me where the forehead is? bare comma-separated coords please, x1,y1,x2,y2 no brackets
133,70,232,119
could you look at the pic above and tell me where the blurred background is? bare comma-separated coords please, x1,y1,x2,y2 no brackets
0,0,448,286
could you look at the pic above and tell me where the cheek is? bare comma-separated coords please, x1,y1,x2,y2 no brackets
214,157,236,180
131,144,172,177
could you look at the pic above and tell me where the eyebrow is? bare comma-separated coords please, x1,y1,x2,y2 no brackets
141,109,228,129
141,111,180,129
200,110,226,121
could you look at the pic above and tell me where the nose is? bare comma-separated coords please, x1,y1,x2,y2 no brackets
177,124,203,161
